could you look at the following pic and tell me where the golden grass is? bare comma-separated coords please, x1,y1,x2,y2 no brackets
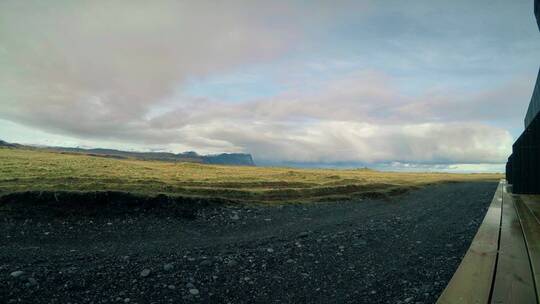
0,147,502,203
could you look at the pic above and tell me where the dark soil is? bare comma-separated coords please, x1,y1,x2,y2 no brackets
0,182,497,304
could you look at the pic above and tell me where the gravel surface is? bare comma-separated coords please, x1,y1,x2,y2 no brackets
0,182,497,304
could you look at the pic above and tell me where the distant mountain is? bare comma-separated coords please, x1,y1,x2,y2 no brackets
0,139,16,148
0,139,255,166
204,153,255,166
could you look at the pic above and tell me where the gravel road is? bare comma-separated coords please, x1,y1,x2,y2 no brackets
0,182,497,304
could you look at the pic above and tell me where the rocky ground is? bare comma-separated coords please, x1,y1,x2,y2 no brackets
0,182,497,304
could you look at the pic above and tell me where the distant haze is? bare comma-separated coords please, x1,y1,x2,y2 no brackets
1,0,539,172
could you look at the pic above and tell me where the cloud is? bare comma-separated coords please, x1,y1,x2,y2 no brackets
0,0,302,132
117,71,514,164
395,78,534,126
0,0,533,168
200,120,512,164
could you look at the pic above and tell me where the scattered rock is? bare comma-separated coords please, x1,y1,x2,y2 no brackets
140,269,151,277
10,271,24,278
355,239,367,246
0,182,495,304
200,260,212,266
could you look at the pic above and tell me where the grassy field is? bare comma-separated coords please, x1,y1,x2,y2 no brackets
0,147,502,203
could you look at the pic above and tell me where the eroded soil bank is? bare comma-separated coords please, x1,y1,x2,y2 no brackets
0,182,497,304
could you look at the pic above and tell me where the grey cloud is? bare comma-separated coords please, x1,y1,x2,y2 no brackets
149,71,531,128
0,0,301,133
0,0,371,139
195,120,512,164
0,0,531,166
140,72,515,164
395,79,534,126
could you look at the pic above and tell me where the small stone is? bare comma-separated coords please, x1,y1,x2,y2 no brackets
298,232,309,238
27,277,37,285
189,288,199,295
354,239,367,246
200,260,212,266
163,263,174,271
124,298,130,303
266,248,274,253
10,271,24,278
140,269,151,277
286,259,295,263
186,282,195,289
168,285,176,290
230,214,240,220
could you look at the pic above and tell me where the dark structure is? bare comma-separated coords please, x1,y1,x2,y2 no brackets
537,0,540,30
506,0,540,193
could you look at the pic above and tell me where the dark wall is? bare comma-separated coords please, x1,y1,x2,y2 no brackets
536,0,539,30
506,0,540,193
507,113,540,193
524,69,540,128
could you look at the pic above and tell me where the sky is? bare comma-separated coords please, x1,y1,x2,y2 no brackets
1,0,539,172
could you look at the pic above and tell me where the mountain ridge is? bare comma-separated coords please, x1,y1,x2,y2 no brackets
0,139,255,166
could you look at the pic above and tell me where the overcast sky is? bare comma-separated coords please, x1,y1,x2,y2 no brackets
1,0,539,172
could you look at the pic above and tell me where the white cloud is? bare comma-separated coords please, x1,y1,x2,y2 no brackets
0,0,531,169
193,120,512,164
0,0,301,133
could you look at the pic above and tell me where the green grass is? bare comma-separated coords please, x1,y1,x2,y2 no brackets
0,147,503,203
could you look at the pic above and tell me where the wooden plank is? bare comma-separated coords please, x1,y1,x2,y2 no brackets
521,195,540,224
437,182,503,304
490,184,536,303
515,194,540,303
